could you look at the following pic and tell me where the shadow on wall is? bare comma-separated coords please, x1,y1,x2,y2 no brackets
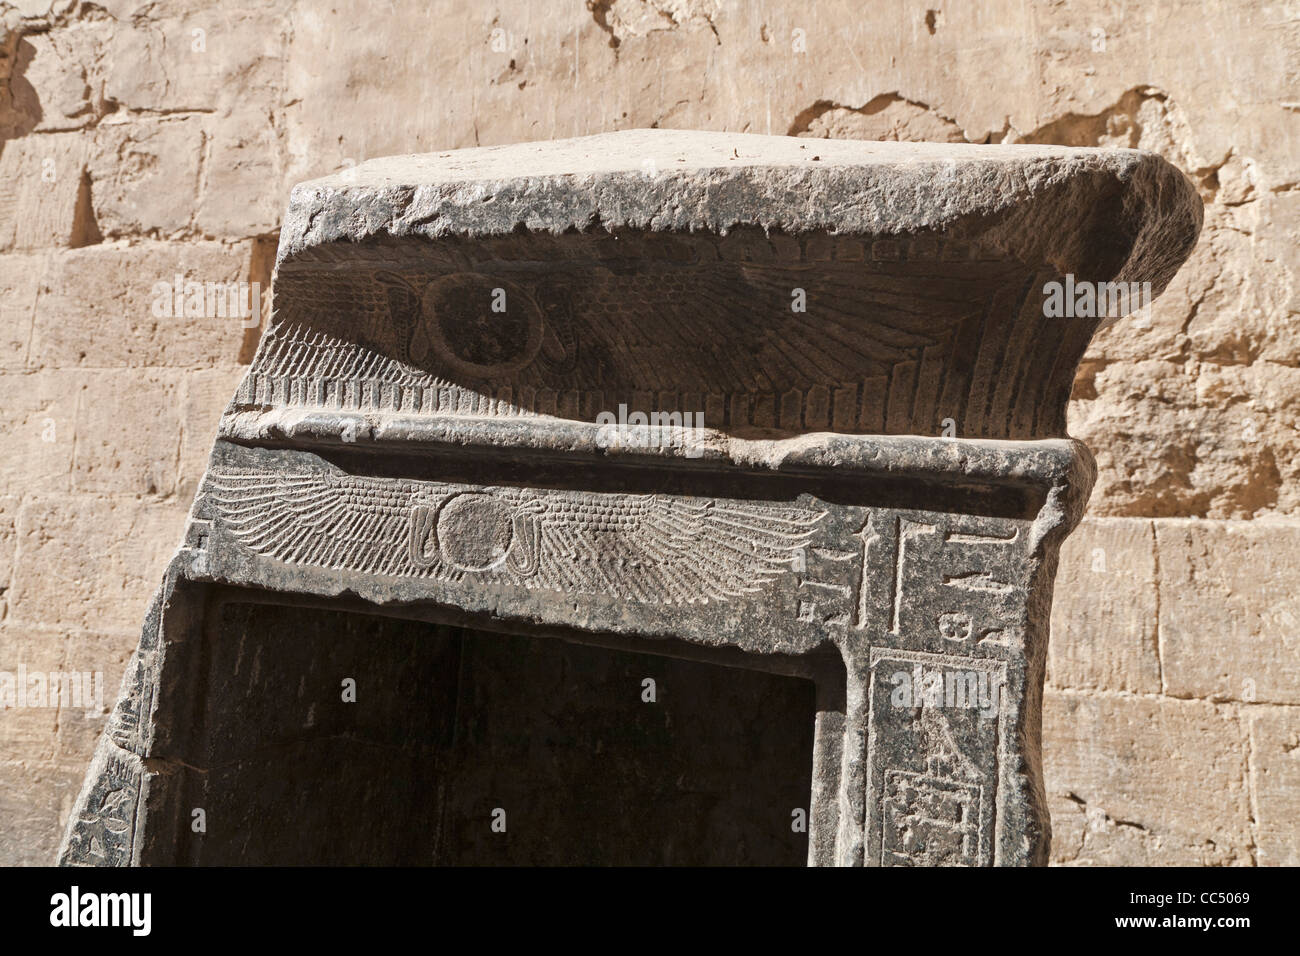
0,29,41,144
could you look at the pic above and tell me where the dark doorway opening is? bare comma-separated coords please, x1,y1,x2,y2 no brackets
178,602,817,865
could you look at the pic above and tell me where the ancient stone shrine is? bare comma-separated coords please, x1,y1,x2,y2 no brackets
60,130,1201,867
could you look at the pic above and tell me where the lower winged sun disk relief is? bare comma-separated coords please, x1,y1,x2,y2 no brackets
206,470,825,603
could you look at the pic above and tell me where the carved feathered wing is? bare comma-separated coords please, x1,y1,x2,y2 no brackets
535,262,1006,390
205,472,825,604
205,471,425,577
373,270,434,366
524,492,825,604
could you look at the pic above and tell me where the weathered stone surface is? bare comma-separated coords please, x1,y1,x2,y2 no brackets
58,130,1200,866
15,26,96,133
0,759,86,867
1157,520,1300,704
794,94,967,143
86,119,204,239
71,369,183,495
1070,358,1300,518
0,132,89,249
55,626,129,761
0,252,43,368
1043,691,1252,866
0,615,116,865
0,369,77,494
0,622,63,751
281,129,1200,295
1048,518,1161,694
178,366,246,500
29,241,253,368
96,0,288,119
8,495,187,631
0,494,18,614
1247,707,1300,866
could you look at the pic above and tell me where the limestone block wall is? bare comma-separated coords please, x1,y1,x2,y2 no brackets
0,0,1295,865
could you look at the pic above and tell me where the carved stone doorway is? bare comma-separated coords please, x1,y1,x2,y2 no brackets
59,130,1202,866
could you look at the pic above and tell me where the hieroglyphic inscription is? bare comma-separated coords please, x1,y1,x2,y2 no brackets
61,750,141,867
794,510,1027,865
205,471,824,606
105,644,154,754
795,509,1028,650
868,648,1007,867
